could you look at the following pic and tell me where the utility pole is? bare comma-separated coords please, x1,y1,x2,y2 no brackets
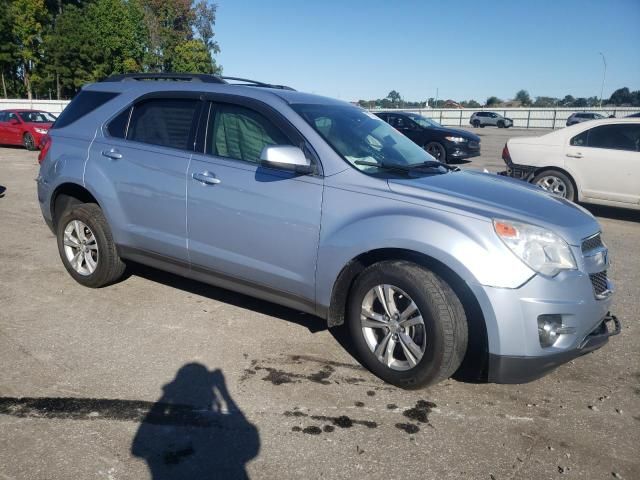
435,88,439,108
599,52,607,107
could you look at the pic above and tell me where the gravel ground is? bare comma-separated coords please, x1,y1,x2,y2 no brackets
0,132,638,480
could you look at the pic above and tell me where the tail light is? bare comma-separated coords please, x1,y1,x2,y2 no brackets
38,135,52,164
501,142,511,164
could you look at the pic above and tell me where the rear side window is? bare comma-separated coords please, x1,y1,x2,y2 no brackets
206,103,291,163
53,90,119,129
127,98,199,150
107,107,132,138
587,124,640,151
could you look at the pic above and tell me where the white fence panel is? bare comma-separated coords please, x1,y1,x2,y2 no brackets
0,99,70,114
371,107,640,129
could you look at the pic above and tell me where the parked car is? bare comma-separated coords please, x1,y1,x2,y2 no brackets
0,109,56,150
566,112,605,126
470,111,513,128
37,73,618,389
374,111,480,163
502,118,640,210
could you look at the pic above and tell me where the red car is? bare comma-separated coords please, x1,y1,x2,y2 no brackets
0,109,57,150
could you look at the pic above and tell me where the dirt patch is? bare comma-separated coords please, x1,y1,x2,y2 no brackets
403,400,437,425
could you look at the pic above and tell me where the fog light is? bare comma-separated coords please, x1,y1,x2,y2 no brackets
537,314,575,348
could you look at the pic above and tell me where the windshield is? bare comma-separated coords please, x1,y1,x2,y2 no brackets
19,111,56,123
292,104,438,174
406,114,441,128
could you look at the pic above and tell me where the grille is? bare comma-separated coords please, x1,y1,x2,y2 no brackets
589,271,608,296
468,141,480,149
582,233,603,253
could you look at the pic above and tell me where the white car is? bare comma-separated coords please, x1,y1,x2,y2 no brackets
502,118,640,210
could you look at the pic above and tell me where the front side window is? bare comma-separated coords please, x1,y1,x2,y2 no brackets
407,113,441,128
587,124,640,152
127,98,199,150
570,130,588,146
206,103,291,163
293,103,437,174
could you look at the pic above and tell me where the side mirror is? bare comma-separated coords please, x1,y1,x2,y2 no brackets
259,145,313,174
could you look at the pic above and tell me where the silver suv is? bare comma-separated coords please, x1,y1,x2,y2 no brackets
37,74,619,389
470,111,513,128
566,112,605,126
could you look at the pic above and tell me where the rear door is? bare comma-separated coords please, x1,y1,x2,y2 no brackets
186,97,323,306
565,123,640,205
87,94,202,262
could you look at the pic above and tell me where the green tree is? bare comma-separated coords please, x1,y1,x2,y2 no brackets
173,39,216,73
0,0,18,97
485,96,502,107
10,0,49,99
533,96,558,107
560,95,575,106
462,99,481,108
609,87,633,105
515,89,532,106
387,90,402,104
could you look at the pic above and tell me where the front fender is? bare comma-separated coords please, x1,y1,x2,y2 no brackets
316,186,534,310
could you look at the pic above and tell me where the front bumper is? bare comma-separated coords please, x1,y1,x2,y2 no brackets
445,142,480,160
488,313,620,383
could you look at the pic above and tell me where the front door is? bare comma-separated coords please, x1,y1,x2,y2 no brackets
187,100,323,306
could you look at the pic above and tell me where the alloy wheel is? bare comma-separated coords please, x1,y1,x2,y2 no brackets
63,220,99,276
360,284,426,371
535,175,568,197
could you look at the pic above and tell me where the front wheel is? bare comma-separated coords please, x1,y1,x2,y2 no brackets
531,170,576,202
472,119,480,128
23,133,36,151
347,261,468,389
497,120,505,128
425,142,447,163
56,203,126,287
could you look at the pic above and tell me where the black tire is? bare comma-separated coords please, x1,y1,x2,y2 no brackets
347,260,468,389
56,203,126,287
531,169,577,202
425,142,447,163
23,133,36,151
497,120,505,128
479,123,485,128
472,119,480,128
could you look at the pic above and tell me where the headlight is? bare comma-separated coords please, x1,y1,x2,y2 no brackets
444,136,467,143
34,128,48,134
493,219,577,277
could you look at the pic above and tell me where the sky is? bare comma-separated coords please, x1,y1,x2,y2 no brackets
214,0,640,103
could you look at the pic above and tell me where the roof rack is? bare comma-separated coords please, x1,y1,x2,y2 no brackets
101,73,227,84
221,76,296,91
100,73,296,90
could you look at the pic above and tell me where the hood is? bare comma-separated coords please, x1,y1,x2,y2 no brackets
387,170,599,245
430,126,480,142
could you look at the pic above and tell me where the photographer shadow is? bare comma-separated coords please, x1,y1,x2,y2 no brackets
131,364,259,480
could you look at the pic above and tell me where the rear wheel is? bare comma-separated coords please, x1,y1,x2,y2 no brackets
56,203,126,287
532,169,576,202
472,119,480,128
347,260,468,389
425,142,447,163
23,133,36,151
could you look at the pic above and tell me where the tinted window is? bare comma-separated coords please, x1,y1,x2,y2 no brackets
206,103,291,163
570,130,588,146
587,124,640,151
108,107,132,138
0,112,6,122
19,111,56,123
53,90,119,129
127,98,199,150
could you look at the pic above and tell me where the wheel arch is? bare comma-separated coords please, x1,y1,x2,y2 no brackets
327,247,489,381
50,182,101,229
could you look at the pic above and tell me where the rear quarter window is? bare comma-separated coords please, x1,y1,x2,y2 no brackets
52,90,119,129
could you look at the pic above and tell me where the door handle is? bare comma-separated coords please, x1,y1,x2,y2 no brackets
192,171,221,185
566,152,583,158
102,148,123,160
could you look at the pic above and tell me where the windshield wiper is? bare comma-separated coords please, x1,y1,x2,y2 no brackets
354,160,459,173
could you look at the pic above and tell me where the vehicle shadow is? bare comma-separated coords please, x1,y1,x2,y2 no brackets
131,364,260,480
584,204,640,223
127,263,327,333
0,185,5,198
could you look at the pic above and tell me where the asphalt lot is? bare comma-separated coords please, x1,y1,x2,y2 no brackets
1,129,639,480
